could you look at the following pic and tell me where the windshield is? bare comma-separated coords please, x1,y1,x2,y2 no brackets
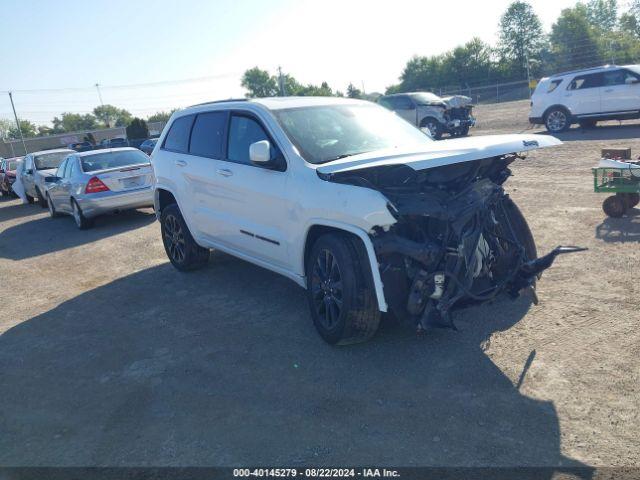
81,150,150,172
272,103,432,164
410,92,442,105
7,161,18,171
34,152,70,170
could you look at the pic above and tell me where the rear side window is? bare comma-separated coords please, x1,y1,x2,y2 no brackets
189,111,227,158
547,79,562,93
163,115,194,153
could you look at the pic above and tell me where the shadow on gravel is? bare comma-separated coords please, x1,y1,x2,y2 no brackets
538,123,640,142
595,209,640,243
0,254,592,475
0,208,156,260
0,199,43,223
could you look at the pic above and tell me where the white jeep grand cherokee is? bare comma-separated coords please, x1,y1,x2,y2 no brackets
152,97,577,345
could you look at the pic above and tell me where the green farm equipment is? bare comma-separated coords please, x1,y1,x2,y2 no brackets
592,150,640,218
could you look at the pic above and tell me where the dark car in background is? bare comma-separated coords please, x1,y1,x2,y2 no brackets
100,138,129,148
139,138,158,155
0,157,22,197
68,141,95,152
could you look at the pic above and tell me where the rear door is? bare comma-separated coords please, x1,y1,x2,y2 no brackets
601,68,640,112
564,72,603,115
48,158,70,211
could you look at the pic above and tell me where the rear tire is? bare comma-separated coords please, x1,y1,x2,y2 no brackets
544,108,570,133
306,233,381,345
71,199,93,229
603,195,626,218
160,203,210,271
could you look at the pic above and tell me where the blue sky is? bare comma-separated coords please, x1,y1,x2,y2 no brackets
1,0,578,126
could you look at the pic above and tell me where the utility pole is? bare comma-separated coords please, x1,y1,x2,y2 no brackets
277,66,285,96
95,83,104,106
8,92,27,155
525,54,532,99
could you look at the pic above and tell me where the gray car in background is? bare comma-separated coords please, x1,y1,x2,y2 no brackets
44,148,154,229
20,149,74,207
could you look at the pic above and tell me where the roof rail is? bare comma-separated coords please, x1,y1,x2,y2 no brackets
551,64,618,78
189,98,248,107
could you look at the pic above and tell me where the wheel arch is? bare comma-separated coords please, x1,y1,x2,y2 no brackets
302,221,388,312
543,104,574,122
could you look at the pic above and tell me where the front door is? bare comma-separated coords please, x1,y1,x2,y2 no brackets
21,155,36,197
207,113,291,268
601,69,640,113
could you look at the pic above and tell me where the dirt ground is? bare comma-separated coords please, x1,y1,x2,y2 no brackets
0,101,638,470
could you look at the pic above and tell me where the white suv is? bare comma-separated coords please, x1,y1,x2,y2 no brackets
152,97,572,344
530,64,640,133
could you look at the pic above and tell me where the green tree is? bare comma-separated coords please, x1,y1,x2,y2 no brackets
126,118,149,139
621,0,640,37
346,83,362,98
52,112,98,132
147,110,175,123
93,104,132,128
498,1,545,77
586,0,618,30
550,5,603,69
241,67,278,97
0,119,14,139
8,119,37,139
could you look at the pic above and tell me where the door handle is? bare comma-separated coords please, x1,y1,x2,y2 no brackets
216,168,233,177
175,160,187,167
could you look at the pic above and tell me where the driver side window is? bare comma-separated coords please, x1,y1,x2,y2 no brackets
226,115,283,167
56,159,68,178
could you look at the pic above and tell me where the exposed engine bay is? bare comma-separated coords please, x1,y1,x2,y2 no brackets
324,154,585,330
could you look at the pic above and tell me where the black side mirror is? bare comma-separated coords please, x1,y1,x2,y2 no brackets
44,176,60,183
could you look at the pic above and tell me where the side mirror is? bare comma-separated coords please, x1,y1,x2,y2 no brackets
249,140,271,164
45,176,60,183
625,77,639,85
26,169,33,175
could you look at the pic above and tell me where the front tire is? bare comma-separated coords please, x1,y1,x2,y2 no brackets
36,187,47,208
160,203,209,271
306,233,381,345
421,118,443,140
47,194,59,218
544,108,570,133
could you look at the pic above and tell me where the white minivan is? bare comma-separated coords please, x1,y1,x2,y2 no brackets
529,65,640,132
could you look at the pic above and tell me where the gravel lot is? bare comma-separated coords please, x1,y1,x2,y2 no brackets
0,100,638,469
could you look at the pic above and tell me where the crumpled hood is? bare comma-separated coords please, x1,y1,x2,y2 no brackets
441,95,473,109
316,134,562,175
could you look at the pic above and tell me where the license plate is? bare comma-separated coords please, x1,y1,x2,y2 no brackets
121,176,144,188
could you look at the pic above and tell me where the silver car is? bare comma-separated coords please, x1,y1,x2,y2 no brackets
20,149,74,207
44,148,154,229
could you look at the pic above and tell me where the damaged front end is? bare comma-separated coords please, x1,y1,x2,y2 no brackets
323,154,584,330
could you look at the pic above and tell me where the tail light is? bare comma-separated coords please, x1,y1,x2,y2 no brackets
85,176,110,193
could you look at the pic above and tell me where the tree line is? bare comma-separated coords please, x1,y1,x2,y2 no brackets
0,106,175,141
242,0,640,97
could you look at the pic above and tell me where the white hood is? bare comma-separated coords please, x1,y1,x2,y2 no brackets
316,134,562,175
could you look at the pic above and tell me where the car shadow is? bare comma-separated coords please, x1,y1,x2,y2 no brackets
0,199,43,223
595,208,640,243
0,257,593,475
537,123,640,142
0,208,156,260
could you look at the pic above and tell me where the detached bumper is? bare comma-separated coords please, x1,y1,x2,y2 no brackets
76,186,154,218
